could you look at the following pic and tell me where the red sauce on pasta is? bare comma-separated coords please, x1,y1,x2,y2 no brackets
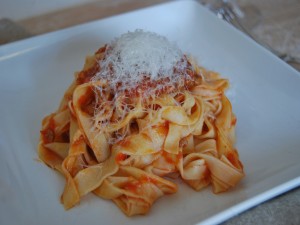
124,181,141,193
227,150,243,169
115,153,128,163
77,87,95,115
162,151,177,164
140,175,158,185
40,116,56,144
124,175,158,193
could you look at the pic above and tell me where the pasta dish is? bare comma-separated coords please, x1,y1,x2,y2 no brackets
38,30,244,216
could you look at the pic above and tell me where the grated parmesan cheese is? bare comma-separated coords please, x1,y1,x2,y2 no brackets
92,29,190,96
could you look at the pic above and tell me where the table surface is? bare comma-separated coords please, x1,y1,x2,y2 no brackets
0,0,299,224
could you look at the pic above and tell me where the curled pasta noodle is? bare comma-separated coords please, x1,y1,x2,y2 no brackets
38,31,244,216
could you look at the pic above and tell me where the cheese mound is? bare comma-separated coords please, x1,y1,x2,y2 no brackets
92,29,189,95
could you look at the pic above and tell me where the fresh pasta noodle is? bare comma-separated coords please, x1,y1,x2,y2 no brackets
38,30,244,216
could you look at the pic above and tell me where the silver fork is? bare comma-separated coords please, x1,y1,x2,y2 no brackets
205,0,300,65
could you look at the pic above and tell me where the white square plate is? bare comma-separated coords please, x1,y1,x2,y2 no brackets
0,1,300,225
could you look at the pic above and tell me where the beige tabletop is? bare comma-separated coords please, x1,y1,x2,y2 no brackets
1,0,299,224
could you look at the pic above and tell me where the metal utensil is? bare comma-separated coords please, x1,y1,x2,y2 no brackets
203,0,300,65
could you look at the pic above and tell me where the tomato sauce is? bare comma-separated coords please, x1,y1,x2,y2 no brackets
161,150,182,165
155,122,169,137
95,45,107,55
231,117,237,126
124,180,141,193
140,175,158,185
40,116,56,144
119,138,131,148
72,135,84,147
115,153,128,164
177,152,183,161
226,150,243,169
76,63,100,85
123,175,157,193
161,151,175,164
77,87,95,116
